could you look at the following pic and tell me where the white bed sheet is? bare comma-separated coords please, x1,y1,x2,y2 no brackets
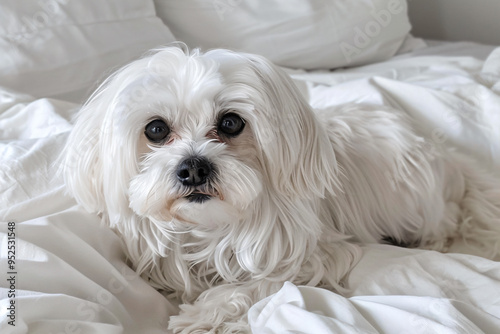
1,42,500,333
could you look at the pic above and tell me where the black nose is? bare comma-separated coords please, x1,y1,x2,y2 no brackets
176,157,212,186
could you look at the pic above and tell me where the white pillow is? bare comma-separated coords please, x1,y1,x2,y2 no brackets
0,0,175,102
154,0,412,70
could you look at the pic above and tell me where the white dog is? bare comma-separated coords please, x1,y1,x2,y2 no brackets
63,46,500,333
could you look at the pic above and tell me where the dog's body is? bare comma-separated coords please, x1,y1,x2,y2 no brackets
63,47,500,333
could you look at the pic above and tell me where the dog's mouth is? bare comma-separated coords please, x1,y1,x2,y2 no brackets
184,188,223,204
186,192,212,203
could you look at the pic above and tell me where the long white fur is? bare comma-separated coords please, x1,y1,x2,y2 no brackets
63,46,500,333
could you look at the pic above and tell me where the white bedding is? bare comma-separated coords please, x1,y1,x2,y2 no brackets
1,43,500,333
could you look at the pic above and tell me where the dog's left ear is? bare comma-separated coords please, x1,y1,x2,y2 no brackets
245,54,340,199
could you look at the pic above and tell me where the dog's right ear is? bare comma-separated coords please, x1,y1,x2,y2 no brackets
62,56,138,215
62,84,110,214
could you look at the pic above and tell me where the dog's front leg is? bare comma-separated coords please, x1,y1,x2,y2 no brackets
168,280,281,334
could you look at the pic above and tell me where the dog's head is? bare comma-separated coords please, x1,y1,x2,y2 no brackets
63,47,338,230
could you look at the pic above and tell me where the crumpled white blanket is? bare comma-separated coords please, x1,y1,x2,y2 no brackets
1,45,500,333
249,247,500,334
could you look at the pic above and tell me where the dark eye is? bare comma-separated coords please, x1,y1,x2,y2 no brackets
144,119,170,143
218,113,245,137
